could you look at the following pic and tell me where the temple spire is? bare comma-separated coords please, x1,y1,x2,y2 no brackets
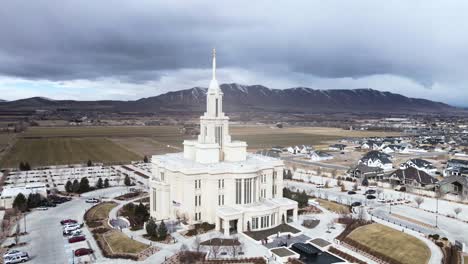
212,48,216,80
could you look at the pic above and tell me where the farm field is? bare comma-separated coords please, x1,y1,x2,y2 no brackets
1,125,398,168
0,137,141,168
347,223,431,264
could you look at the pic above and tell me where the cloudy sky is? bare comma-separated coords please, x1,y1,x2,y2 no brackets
0,1,467,106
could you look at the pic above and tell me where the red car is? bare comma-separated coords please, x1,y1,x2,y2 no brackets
74,248,93,257
68,235,86,243
61,219,77,225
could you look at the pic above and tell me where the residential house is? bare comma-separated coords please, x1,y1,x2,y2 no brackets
388,167,438,189
328,144,346,151
438,176,468,199
348,163,385,180
358,150,393,171
309,151,333,161
400,158,437,175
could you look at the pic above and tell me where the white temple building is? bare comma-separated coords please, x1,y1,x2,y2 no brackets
150,49,298,235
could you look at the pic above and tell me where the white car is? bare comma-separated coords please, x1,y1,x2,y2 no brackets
316,184,325,188
85,198,99,203
63,225,81,235
36,207,48,211
4,253,29,264
67,229,83,238
3,250,27,260
63,223,80,229
377,198,386,203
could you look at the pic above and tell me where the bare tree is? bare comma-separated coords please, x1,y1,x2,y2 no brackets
414,197,424,208
376,188,383,199
316,166,322,176
228,236,243,258
331,169,337,179
357,206,366,222
353,182,358,191
454,207,462,218
209,240,222,259
15,223,20,245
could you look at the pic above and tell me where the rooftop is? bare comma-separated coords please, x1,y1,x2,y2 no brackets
152,152,283,175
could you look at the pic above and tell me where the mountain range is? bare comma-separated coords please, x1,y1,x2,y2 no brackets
0,84,458,114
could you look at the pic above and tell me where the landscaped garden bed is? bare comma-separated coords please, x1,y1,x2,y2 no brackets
183,222,215,237
84,202,157,261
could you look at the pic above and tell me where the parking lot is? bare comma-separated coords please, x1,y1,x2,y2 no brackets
6,187,129,264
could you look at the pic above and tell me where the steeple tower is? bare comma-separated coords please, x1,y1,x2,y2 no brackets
209,48,220,91
183,49,246,164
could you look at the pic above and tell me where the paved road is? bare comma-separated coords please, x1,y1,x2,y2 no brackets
7,187,129,264
281,156,349,170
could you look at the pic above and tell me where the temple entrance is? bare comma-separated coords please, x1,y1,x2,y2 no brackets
287,209,294,223
229,219,238,234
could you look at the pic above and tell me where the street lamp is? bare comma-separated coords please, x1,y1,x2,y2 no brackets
435,198,438,228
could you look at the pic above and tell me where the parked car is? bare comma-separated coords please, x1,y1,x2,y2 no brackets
3,250,28,260
366,195,376,200
377,198,386,203
68,235,86,243
63,225,81,235
351,202,362,207
67,229,83,238
4,253,29,264
36,207,48,211
347,191,356,195
364,189,376,195
60,219,77,225
85,198,100,203
315,184,325,188
74,248,93,257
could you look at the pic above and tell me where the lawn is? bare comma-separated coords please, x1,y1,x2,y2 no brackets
85,202,118,222
347,223,431,264
103,230,149,254
0,137,141,168
317,199,350,214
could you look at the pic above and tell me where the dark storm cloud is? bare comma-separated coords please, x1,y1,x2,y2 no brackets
0,0,467,90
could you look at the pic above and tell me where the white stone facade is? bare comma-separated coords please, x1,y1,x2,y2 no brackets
150,49,298,235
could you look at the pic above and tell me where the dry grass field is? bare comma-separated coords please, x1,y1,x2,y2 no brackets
0,137,141,168
0,125,399,168
347,223,431,264
104,231,149,254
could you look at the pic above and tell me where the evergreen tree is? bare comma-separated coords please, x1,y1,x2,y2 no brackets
24,162,31,171
104,178,110,188
158,220,168,240
65,180,73,193
27,193,42,209
87,160,93,167
79,177,90,193
143,155,149,163
19,161,25,171
134,202,150,226
96,178,103,189
124,175,132,186
362,176,369,187
13,193,27,212
72,179,80,193
146,218,157,238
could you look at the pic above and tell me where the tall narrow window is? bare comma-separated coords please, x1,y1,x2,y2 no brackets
215,98,219,117
152,188,157,211
236,179,242,204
